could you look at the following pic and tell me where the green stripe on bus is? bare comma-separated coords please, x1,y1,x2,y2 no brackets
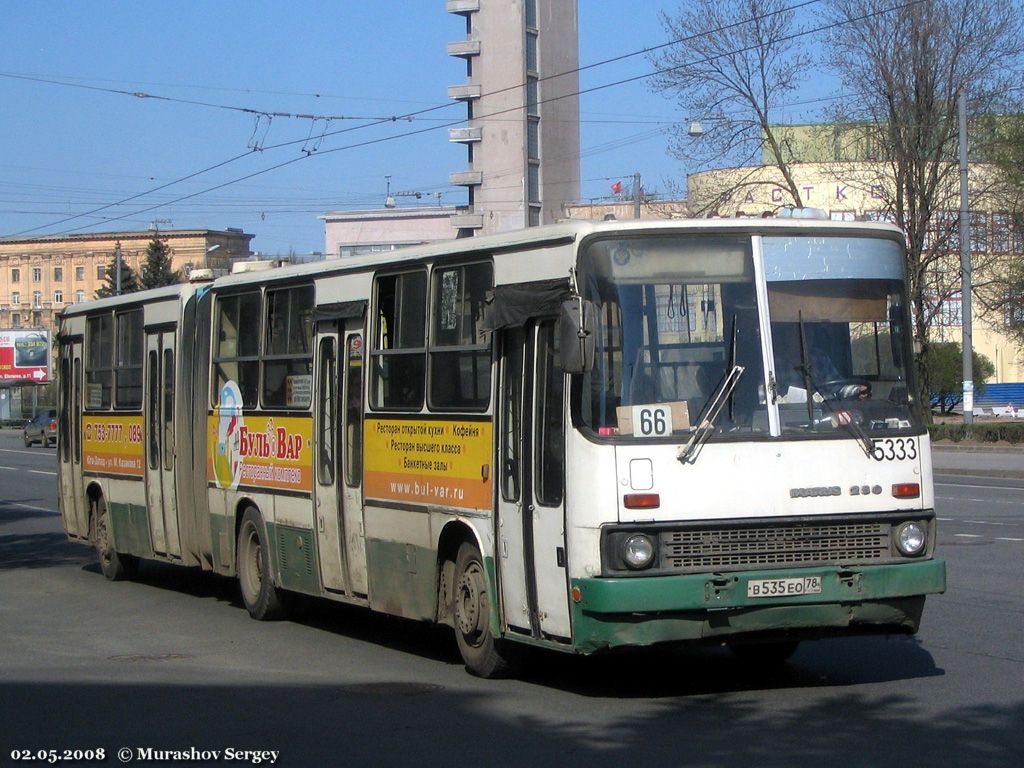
108,501,153,559
570,559,946,653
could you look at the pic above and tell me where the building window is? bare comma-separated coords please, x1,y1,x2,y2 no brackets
526,76,539,118
11,291,20,306
32,267,42,282
927,292,962,327
32,291,42,308
54,267,63,282
11,268,20,282
527,118,540,161
527,162,540,205
11,313,21,328
97,265,106,281
1003,291,1024,326
54,290,63,304
525,30,538,73
76,266,86,281
76,290,85,303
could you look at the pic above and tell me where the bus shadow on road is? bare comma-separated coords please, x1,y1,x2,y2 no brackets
94,558,946,696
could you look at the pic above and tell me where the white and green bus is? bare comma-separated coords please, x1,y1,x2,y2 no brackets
57,214,945,677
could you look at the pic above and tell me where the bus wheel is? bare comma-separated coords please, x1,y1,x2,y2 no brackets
728,640,800,667
452,542,512,678
237,507,290,621
92,497,138,581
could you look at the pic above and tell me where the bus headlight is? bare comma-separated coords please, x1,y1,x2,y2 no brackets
895,522,927,557
622,533,656,570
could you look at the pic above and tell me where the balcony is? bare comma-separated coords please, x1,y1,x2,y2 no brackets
446,0,480,15
450,212,484,230
447,39,481,58
449,170,483,186
448,84,482,101
448,126,482,143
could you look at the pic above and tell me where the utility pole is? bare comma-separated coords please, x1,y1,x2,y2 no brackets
958,92,974,426
633,171,642,220
115,240,122,296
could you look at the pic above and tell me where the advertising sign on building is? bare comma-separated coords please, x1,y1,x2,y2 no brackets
0,329,50,382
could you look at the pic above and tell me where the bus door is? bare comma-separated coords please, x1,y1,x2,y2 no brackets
144,328,181,557
496,320,571,641
314,320,367,596
58,338,89,538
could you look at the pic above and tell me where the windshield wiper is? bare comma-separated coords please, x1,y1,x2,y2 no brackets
678,364,745,464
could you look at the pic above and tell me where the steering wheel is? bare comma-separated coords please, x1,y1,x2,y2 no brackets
821,379,872,401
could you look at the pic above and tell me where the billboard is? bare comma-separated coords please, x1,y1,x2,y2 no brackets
0,329,50,382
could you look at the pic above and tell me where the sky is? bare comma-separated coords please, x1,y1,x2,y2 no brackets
0,1,833,255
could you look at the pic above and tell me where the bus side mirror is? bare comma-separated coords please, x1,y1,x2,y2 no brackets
559,299,596,373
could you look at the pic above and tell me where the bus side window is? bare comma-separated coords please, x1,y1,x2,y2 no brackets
86,314,113,409
370,271,426,410
345,334,364,487
317,337,337,486
535,321,564,507
213,291,260,408
429,261,493,410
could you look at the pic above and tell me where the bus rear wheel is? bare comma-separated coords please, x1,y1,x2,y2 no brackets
92,497,138,581
452,542,513,678
237,506,290,621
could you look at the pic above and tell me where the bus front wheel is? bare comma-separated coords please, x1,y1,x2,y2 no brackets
452,542,513,678
237,507,290,621
92,497,138,581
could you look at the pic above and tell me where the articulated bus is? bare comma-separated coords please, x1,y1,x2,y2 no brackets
57,215,946,677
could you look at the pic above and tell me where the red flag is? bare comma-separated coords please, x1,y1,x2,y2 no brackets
610,180,623,194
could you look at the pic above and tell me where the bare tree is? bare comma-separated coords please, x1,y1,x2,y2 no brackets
824,0,1024,401
649,0,811,214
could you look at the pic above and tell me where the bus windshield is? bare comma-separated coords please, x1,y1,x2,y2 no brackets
576,235,768,437
763,234,922,436
575,231,923,440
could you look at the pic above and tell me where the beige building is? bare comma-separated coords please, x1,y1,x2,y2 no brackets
0,228,254,337
321,207,461,259
447,0,580,234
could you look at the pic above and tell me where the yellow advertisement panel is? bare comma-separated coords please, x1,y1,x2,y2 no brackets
363,417,493,510
207,411,314,495
82,414,145,477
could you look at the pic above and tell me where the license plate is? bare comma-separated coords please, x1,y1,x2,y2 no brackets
747,576,823,598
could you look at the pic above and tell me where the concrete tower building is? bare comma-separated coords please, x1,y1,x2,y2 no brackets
447,0,580,235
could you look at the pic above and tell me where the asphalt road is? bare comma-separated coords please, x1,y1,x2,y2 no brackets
1,430,1021,768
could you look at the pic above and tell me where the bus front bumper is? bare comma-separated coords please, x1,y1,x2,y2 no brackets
569,559,946,654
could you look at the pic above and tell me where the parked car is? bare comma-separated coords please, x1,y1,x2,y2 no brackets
23,409,57,447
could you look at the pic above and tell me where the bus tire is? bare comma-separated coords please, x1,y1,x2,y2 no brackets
92,496,139,581
452,541,512,678
728,640,800,667
237,506,290,621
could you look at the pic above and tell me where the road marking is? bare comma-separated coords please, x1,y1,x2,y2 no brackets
996,537,1024,542
0,464,56,477
0,447,55,456
936,483,1024,492
954,534,983,539
2,500,56,514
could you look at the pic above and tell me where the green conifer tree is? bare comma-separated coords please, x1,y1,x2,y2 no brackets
140,236,181,289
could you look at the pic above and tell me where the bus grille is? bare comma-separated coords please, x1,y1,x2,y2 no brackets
660,521,891,571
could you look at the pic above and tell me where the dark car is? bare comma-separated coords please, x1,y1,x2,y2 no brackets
23,409,57,447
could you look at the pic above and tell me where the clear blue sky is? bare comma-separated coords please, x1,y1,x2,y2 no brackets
0,2,829,255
